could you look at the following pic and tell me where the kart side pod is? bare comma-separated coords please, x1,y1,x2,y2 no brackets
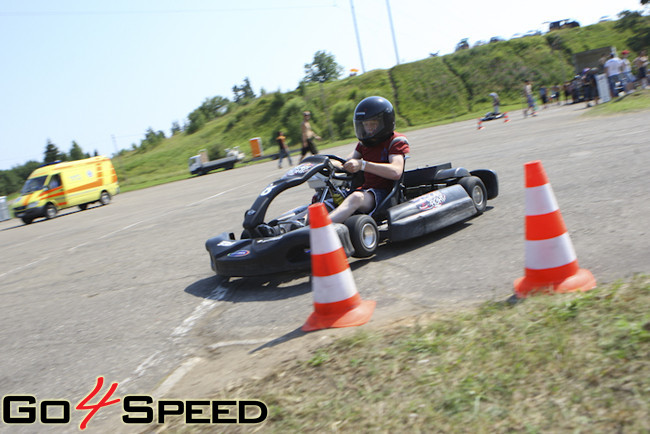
387,184,478,242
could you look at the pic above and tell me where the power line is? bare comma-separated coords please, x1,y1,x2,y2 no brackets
0,3,337,17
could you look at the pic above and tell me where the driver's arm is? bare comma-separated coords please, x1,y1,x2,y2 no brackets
344,153,404,181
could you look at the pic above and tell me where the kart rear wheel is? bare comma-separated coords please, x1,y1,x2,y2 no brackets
459,176,487,214
345,215,378,258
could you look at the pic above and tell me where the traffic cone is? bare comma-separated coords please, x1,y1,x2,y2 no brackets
514,161,596,298
503,112,510,123
477,118,485,130
302,203,376,331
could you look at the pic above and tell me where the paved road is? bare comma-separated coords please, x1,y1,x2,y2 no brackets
0,103,648,431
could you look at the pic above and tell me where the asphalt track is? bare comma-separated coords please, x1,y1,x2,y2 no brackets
0,103,648,431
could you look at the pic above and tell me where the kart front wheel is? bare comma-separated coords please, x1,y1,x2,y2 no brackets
459,176,487,214
345,215,378,258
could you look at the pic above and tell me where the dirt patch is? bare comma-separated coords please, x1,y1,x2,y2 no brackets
162,301,478,400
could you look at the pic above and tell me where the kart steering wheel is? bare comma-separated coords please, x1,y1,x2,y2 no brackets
323,154,356,181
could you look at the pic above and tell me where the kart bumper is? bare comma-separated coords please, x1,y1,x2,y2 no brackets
206,224,354,278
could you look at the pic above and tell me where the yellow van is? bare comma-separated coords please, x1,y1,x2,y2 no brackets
12,156,119,224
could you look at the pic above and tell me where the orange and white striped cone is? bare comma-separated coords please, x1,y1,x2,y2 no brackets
514,161,596,298
503,112,510,123
477,118,485,130
302,203,376,332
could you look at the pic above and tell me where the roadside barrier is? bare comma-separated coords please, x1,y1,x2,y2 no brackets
514,160,596,298
302,203,376,331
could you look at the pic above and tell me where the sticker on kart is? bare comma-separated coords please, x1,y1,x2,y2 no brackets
227,250,250,258
282,162,315,179
412,191,446,211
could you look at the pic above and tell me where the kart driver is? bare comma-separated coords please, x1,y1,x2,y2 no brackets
328,96,410,224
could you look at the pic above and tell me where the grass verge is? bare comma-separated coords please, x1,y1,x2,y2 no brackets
584,88,650,116
169,275,649,433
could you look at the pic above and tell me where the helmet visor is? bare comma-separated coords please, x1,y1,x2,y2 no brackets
354,115,385,141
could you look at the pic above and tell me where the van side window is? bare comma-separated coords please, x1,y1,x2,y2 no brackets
48,174,62,190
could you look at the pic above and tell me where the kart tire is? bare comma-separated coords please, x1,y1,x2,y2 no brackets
345,215,378,258
459,176,487,214
45,203,57,219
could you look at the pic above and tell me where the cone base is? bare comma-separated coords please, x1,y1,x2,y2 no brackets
302,299,376,332
513,268,596,298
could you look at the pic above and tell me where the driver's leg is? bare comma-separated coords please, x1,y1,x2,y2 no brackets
329,190,375,224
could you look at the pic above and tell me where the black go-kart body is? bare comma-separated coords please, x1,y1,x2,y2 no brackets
480,111,506,121
205,154,498,278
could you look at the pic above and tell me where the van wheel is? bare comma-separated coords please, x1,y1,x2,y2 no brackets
45,203,57,219
99,191,111,205
79,204,88,210
21,217,33,225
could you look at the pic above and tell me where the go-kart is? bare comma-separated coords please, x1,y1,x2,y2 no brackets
480,111,506,121
205,154,498,278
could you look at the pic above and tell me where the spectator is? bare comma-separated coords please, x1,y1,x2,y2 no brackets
620,50,635,92
582,68,598,108
604,53,623,98
551,84,561,105
523,80,536,117
275,131,293,168
539,85,548,109
301,111,321,159
633,50,648,89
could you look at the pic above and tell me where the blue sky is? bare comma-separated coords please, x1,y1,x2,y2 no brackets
0,0,645,170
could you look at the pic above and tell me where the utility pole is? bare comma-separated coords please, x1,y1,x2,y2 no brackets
386,0,400,65
349,0,366,73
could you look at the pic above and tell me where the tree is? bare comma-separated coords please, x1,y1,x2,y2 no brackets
232,78,255,104
303,50,343,83
69,141,85,161
44,139,61,164
140,128,165,150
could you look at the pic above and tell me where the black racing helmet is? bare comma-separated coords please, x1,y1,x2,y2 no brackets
353,96,395,146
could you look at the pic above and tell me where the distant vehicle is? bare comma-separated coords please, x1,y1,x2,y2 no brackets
188,147,245,176
549,19,580,31
12,156,119,225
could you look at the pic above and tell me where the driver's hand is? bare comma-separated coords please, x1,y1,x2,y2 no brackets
343,158,362,173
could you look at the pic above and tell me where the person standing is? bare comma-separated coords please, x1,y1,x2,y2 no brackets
275,131,293,168
301,111,320,159
523,80,536,117
489,92,500,115
633,50,648,89
620,50,636,92
604,53,623,98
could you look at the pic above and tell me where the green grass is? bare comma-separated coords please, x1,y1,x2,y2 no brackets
585,88,650,116
167,275,650,433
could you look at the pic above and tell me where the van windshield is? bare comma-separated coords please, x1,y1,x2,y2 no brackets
21,176,47,194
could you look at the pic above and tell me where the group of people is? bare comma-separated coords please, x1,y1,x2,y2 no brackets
604,50,648,97
275,111,321,169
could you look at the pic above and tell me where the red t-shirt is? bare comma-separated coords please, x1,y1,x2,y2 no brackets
354,132,410,190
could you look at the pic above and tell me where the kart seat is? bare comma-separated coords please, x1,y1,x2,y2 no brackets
370,159,406,223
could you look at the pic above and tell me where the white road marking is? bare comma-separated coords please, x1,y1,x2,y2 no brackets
151,357,203,398
171,285,230,338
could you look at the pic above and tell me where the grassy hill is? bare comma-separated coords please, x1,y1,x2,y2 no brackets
109,15,646,191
